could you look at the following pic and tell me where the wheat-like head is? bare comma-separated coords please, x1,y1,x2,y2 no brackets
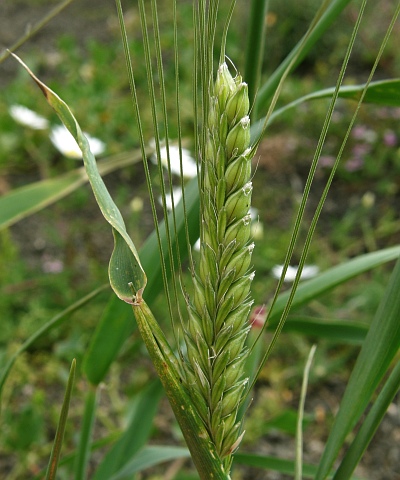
183,61,255,470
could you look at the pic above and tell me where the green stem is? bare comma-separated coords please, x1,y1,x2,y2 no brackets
132,300,230,480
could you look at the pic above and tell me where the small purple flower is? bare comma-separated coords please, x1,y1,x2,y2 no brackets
42,255,64,274
319,155,335,168
352,143,371,158
392,108,400,119
352,125,377,143
383,129,397,147
344,157,364,172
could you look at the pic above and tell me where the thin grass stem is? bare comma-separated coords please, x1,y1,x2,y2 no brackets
295,345,316,480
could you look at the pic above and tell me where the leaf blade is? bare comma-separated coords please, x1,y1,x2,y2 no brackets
45,359,76,480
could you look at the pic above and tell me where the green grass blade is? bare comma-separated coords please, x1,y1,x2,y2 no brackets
333,360,400,480
252,79,400,141
45,359,76,480
0,285,107,398
244,0,270,110
12,53,147,304
108,445,190,480
282,316,368,344
268,245,400,326
234,453,319,479
315,254,400,480
234,452,363,479
295,345,316,480
255,0,352,115
92,380,164,480
0,150,145,231
74,385,99,480
82,295,133,386
0,169,85,230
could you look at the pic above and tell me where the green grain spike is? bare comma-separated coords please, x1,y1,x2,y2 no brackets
183,60,257,469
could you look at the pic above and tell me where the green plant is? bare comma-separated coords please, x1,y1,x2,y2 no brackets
1,0,400,479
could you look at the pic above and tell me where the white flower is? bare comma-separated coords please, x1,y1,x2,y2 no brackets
150,141,197,178
159,187,183,211
271,264,319,283
9,104,49,130
50,125,105,158
193,238,201,251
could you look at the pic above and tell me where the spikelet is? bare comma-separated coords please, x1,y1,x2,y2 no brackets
183,62,255,470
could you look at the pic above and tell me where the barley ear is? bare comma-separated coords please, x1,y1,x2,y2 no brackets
184,61,256,471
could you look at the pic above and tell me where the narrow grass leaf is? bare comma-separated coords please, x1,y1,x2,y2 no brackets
93,380,164,480
0,170,85,230
244,0,269,110
255,0,352,113
252,79,400,141
234,452,363,479
45,359,76,480
282,316,368,344
108,445,191,480
234,453,320,479
268,245,400,326
315,255,400,479
295,345,316,480
0,150,148,231
82,296,133,386
12,53,147,304
333,360,400,479
74,385,99,480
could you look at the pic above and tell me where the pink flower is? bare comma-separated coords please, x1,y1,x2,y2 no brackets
383,130,397,147
352,125,377,143
250,306,267,330
319,155,335,168
344,157,364,172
